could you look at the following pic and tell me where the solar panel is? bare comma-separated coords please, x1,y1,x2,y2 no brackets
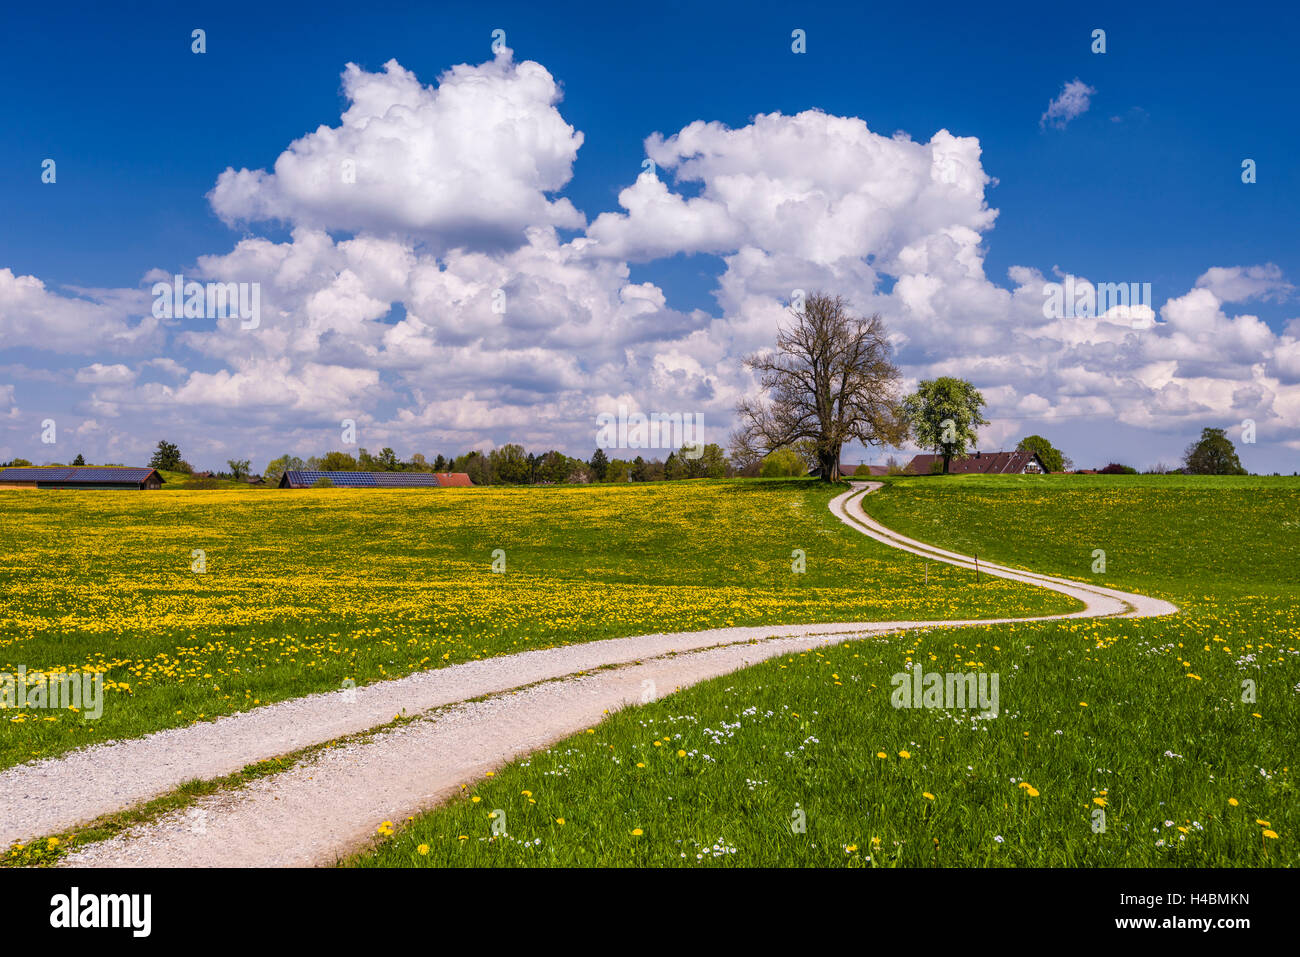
0,466,154,483
333,472,377,487
286,470,371,487
72,467,154,482
283,470,446,488
374,472,439,487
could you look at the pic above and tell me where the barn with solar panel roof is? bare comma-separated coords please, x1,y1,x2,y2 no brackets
277,470,473,489
0,465,165,490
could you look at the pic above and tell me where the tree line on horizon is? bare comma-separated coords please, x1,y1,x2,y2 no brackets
259,444,740,487
2,420,1262,485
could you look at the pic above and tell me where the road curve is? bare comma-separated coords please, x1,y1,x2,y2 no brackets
0,481,1175,863
834,482,1179,620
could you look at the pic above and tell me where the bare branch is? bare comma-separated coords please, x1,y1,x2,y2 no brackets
733,292,907,481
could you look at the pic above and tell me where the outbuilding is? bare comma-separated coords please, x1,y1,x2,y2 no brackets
903,450,1047,475
278,470,473,488
0,466,165,490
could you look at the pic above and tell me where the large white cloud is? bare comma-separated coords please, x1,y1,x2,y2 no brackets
586,113,995,269
208,51,585,249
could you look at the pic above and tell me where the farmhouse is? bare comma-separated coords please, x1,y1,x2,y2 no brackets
903,450,1047,475
278,470,473,489
0,466,164,490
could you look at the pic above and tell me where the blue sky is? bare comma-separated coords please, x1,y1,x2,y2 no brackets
2,0,1297,472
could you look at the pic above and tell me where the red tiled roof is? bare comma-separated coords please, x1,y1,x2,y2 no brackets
434,472,473,487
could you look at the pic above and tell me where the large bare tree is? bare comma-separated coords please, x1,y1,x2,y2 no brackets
731,292,908,482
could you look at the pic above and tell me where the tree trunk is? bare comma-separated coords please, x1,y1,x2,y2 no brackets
818,447,840,483
942,452,952,474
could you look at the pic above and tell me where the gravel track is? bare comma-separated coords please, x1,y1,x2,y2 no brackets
0,482,1175,865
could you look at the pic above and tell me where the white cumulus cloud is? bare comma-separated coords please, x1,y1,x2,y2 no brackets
208,52,585,250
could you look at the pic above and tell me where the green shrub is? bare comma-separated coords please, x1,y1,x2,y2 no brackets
760,448,804,477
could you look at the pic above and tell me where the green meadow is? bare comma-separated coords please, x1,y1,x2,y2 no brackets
355,475,1299,867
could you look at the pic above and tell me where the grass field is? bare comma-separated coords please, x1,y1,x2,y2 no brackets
353,475,1299,867
0,480,1069,770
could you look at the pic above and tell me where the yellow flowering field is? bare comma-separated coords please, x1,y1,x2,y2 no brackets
0,480,1069,768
